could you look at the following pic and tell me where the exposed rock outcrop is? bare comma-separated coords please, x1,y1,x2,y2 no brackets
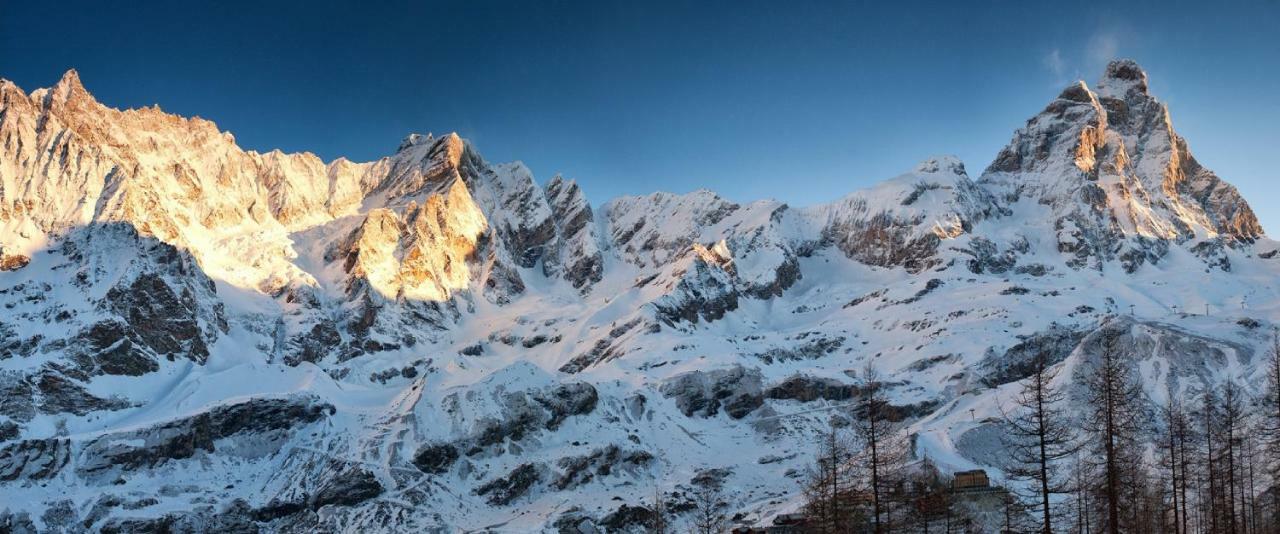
651,242,740,325
77,395,333,481
0,437,70,481
544,175,603,290
661,365,764,419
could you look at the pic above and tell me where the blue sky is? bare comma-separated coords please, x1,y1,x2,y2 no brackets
2,1,1278,230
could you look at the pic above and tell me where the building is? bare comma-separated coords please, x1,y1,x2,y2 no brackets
952,469,990,491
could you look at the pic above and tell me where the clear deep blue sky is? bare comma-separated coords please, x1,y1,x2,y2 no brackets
2,1,1278,230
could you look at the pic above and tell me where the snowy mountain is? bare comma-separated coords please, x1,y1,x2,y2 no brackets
1,60,1276,532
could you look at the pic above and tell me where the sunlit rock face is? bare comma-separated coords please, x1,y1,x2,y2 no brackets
330,179,487,304
2,61,1279,532
981,59,1261,272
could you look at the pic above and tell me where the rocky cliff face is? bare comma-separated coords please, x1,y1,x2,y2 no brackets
1,61,1278,532
544,175,604,290
808,155,1001,273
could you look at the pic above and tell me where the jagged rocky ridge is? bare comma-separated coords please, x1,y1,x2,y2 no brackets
0,61,1277,531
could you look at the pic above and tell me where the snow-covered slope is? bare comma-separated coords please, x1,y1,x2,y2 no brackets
2,61,1278,532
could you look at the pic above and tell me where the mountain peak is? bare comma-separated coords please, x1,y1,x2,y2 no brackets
397,132,432,153
1058,80,1096,104
913,155,967,177
53,68,86,95
56,68,83,88
45,68,96,111
1096,59,1149,99
1101,59,1147,82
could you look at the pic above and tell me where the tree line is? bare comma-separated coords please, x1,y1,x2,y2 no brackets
781,329,1280,533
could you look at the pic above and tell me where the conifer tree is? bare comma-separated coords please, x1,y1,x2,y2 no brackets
853,363,909,534
1080,327,1146,534
1000,351,1079,534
